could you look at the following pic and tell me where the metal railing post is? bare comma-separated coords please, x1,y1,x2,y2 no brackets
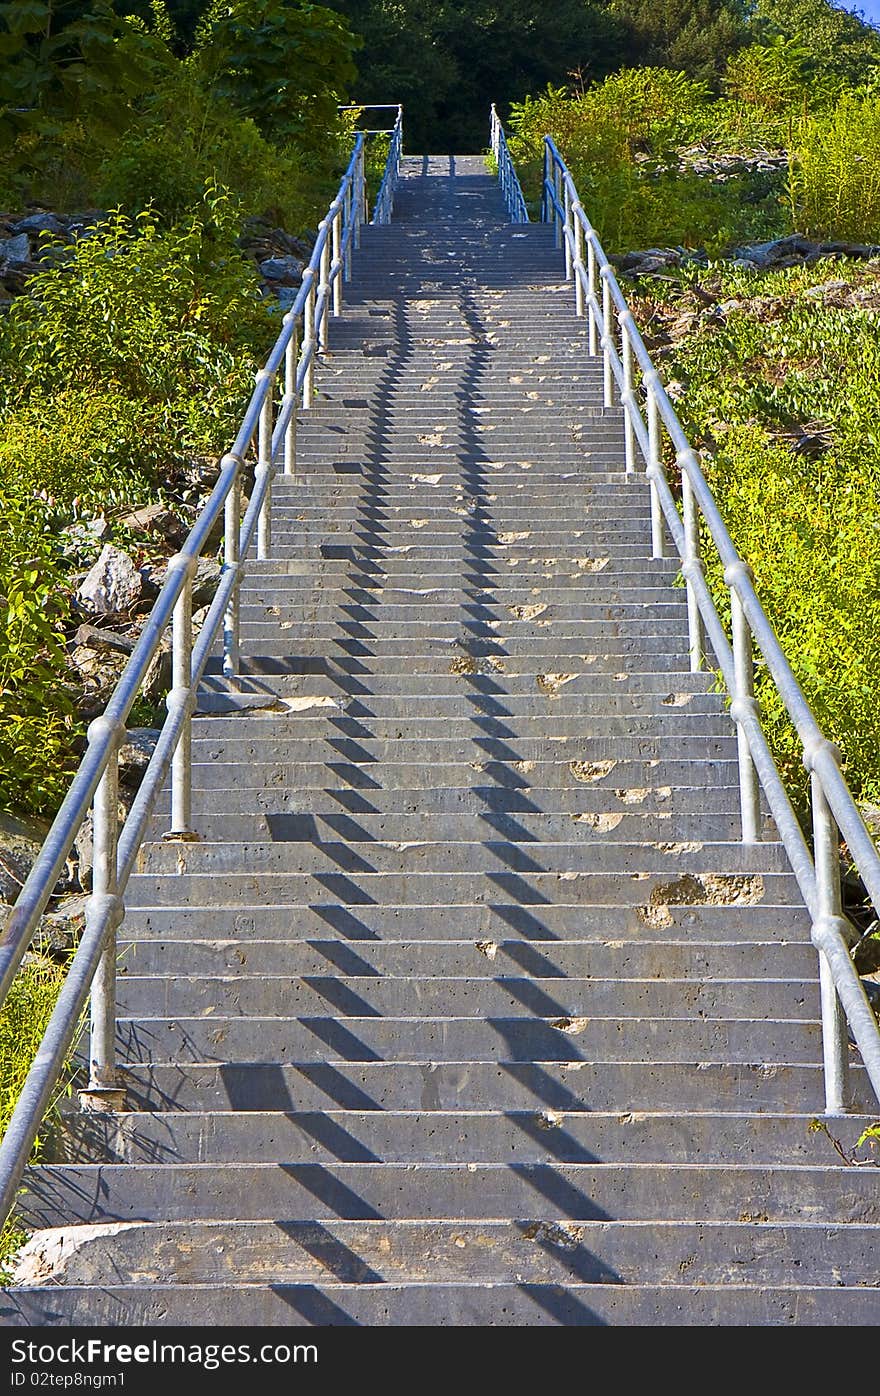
284,320,298,476
318,228,331,351
681,468,705,672
304,278,316,409
647,388,666,558
541,143,549,223
332,210,343,317
573,211,585,318
257,371,275,560
553,164,562,248
563,181,572,280
622,324,635,474
725,564,762,843
602,277,614,407
809,766,851,1113
355,145,364,249
343,183,353,280
222,455,241,676
587,241,598,356
86,718,123,1099
168,555,196,837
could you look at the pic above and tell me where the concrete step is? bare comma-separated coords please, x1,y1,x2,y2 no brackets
125,870,794,912
102,1013,823,1065
119,900,811,943
58,1110,868,1167
114,974,819,1022
12,1217,880,1289
115,938,817,981
19,1161,875,1228
180,779,743,817
117,1058,868,1115
188,713,732,742
149,809,746,843
5,1281,878,1327
186,757,745,790
135,839,788,878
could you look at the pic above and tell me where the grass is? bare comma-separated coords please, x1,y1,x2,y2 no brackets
0,953,77,1278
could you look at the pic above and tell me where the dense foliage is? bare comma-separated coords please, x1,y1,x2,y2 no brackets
632,264,880,807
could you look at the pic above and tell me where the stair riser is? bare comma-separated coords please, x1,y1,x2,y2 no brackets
19,1162,873,1228
100,1016,822,1065
146,812,747,843
115,977,819,1022
15,1218,880,1288
6,1284,878,1328
116,940,817,980
119,902,811,942
117,1059,864,1114
60,1110,860,1168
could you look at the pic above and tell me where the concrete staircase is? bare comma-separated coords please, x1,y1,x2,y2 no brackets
5,156,879,1326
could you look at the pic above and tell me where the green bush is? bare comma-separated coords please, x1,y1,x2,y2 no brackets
645,262,880,805
0,497,77,817
0,390,162,507
0,194,273,456
507,71,787,251
0,952,74,1276
789,94,880,240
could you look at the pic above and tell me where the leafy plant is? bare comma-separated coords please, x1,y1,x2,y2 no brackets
0,497,77,816
789,95,880,241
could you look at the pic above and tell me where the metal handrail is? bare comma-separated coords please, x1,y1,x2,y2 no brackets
524,128,880,1113
371,106,404,226
0,116,404,1224
489,105,529,224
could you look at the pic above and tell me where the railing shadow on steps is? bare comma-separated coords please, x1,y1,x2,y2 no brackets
487,113,880,1115
0,108,404,1227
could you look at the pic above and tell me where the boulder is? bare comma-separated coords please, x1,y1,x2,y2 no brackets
0,233,31,263
76,545,142,616
118,728,160,786
259,255,305,283
75,789,134,891
36,895,89,957
0,811,49,906
192,558,222,609
116,503,186,543
61,518,109,561
12,212,64,236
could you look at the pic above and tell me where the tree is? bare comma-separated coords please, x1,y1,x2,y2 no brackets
608,0,749,88
750,0,880,89
325,0,627,151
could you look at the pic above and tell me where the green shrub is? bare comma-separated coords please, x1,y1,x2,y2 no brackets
0,390,162,507
507,70,788,251
789,94,880,240
644,262,880,805
0,952,74,1276
0,497,78,817
0,195,273,466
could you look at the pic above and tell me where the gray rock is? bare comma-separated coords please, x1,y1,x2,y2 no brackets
192,558,222,610
0,811,49,906
75,789,134,891
60,519,109,562
74,624,136,656
119,728,160,785
0,233,31,263
13,212,64,235
274,287,299,311
76,545,142,616
116,504,186,543
37,895,89,956
259,255,304,283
